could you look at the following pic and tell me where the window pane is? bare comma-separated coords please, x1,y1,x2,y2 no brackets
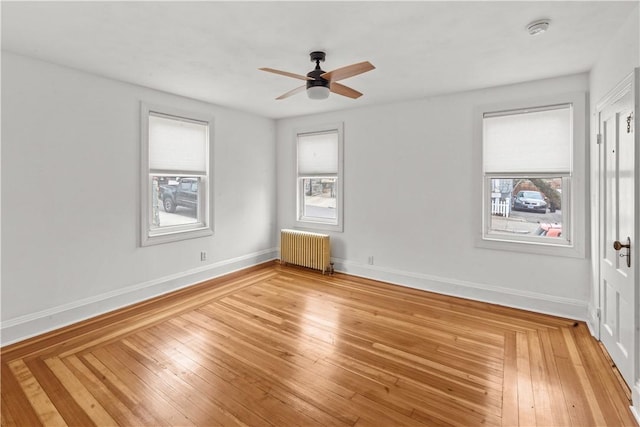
301,178,337,220
487,177,564,240
151,176,200,229
483,105,571,173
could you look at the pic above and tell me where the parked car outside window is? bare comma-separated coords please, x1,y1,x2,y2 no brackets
512,190,547,214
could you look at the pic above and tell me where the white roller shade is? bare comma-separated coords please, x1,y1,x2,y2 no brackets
483,105,571,173
149,113,208,174
297,131,338,175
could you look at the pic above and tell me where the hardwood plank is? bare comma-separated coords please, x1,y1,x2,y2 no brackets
0,362,43,427
501,331,519,426
393,376,502,425
173,312,362,425
56,269,279,359
44,357,117,426
516,331,536,426
90,345,195,426
79,353,168,426
555,357,597,426
1,392,18,427
126,331,276,427
527,331,553,426
206,293,503,407
372,343,502,410
164,314,356,426
561,327,607,426
7,359,66,426
273,267,575,330
348,392,424,426
240,281,505,389
537,329,571,426
146,321,350,427
113,340,245,426
62,355,144,426
572,324,636,424
1,263,635,427
24,357,95,426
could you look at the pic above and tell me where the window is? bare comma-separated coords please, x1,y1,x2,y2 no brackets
141,103,213,246
477,93,586,257
295,124,343,232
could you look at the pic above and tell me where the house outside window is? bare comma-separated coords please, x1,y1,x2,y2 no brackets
141,103,213,246
295,123,344,232
476,93,586,257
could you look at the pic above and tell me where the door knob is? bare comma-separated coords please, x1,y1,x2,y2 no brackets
613,237,631,268
613,239,630,250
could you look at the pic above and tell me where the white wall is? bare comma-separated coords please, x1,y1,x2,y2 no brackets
587,4,640,333
277,73,590,319
1,52,277,345
590,4,640,107
4,11,634,345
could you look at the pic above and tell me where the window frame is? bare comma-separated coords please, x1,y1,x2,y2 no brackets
483,174,572,245
294,123,344,232
474,92,587,258
140,102,214,246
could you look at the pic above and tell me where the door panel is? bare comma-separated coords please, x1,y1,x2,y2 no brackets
599,81,635,388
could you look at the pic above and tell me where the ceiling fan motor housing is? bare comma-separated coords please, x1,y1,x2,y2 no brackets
306,68,329,89
307,51,329,90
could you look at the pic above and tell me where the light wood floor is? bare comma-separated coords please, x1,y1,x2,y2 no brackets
1,261,637,426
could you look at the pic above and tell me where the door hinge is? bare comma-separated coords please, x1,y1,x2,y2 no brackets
596,308,601,319
597,134,602,144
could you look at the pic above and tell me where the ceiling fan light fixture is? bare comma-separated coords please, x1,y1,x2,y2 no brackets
307,85,330,100
526,19,551,36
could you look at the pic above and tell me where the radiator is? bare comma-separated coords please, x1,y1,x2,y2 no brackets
280,229,331,274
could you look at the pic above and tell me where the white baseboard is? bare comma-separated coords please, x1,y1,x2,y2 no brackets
585,303,600,338
631,405,640,425
1,248,278,347
631,383,640,423
2,251,588,347
332,258,588,321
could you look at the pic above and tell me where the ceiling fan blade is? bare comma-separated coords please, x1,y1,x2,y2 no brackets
276,85,306,100
321,61,375,82
330,82,363,99
259,67,312,81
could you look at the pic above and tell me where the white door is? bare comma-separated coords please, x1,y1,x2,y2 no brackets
598,70,637,389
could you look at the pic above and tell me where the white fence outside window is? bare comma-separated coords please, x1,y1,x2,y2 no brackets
491,198,511,218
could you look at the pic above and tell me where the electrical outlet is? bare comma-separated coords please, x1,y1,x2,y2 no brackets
368,256,374,265
200,251,207,261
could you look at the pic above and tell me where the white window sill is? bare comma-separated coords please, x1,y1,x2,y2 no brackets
295,219,343,233
142,226,213,246
475,235,585,258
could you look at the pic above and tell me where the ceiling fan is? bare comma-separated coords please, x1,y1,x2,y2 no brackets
259,51,375,100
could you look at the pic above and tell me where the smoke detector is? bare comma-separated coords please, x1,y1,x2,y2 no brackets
526,19,551,36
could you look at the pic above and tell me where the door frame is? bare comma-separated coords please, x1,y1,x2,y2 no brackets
594,68,640,415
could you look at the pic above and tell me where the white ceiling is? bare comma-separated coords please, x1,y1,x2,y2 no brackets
2,1,637,119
